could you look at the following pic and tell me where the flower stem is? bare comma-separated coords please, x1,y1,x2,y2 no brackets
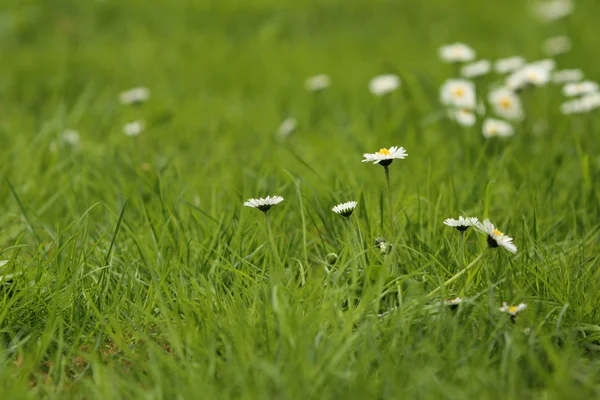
427,252,485,300
384,165,394,234
264,211,282,271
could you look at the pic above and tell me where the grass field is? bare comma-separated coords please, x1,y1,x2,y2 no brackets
1,0,600,398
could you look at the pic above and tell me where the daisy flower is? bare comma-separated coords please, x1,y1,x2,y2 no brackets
461,59,491,79
62,129,80,145
482,118,514,139
305,74,331,92
440,79,476,109
494,56,526,74
532,0,573,22
277,117,297,137
369,74,400,96
438,43,476,63
561,93,600,115
552,69,584,84
475,219,517,253
444,297,464,310
449,109,476,127
443,216,479,232
119,87,150,105
123,120,145,137
362,146,408,167
543,35,572,56
563,81,598,97
499,302,527,316
488,87,524,121
332,201,358,218
243,195,284,212
507,64,551,90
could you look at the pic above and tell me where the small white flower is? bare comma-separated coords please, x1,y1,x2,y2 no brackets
243,195,284,212
532,0,573,22
494,56,526,74
277,117,297,137
475,219,517,254
443,216,479,232
438,43,476,63
563,81,598,97
449,108,476,127
123,120,145,137
119,87,150,105
488,87,524,121
440,79,476,109
305,74,331,92
582,93,600,109
530,59,556,72
444,297,464,307
482,118,514,139
62,130,80,145
499,302,527,316
369,74,400,95
552,69,584,83
506,64,551,90
543,35,572,56
461,59,491,78
332,201,358,218
362,146,408,166
561,93,600,115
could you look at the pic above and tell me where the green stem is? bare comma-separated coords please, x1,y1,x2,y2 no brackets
384,165,394,235
264,211,282,271
427,252,485,300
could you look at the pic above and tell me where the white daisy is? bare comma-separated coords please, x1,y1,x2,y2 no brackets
488,87,524,121
277,117,297,137
440,79,476,109
332,201,358,218
499,302,527,316
119,87,150,105
444,297,464,308
582,93,600,110
449,108,476,127
438,43,476,63
561,93,600,115
552,69,584,84
243,195,284,212
563,81,598,97
494,56,526,74
62,129,80,145
543,35,572,56
532,0,573,22
305,74,331,92
369,74,400,96
362,146,408,166
475,219,517,254
123,120,145,137
482,118,514,139
443,216,479,232
461,59,491,79
506,64,551,90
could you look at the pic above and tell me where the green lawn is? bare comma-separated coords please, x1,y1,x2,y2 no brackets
1,0,600,398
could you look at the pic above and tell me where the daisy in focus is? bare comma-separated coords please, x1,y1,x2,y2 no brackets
543,35,572,56
552,69,584,84
443,216,479,232
369,74,400,96
243,196,284,212
475,219,517,254
494,56,526,74
438,43,476,63
448,109,476,127
482,118,514,139
305,74,331,92
332,201,358,218
499,302,527,316
488,87,524,121
123,120,145,137
119,87,150,105
440,79,476,109
461,59,491,79
563,81,598,97
362,146,408,167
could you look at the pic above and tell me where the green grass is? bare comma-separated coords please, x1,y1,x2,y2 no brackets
1,0,600,398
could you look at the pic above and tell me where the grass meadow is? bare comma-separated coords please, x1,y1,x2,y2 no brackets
1,0,600,398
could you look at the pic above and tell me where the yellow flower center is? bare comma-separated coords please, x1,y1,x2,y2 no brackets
492,229,503,236
500,98,511,109
377,148,391,156
454,88,465,97
508,306,518,313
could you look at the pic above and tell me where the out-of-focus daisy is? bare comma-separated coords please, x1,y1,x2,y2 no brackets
461,59,491,79
440,79,476,109
532,0,573,22
482,118,514,139
277,117,297,137
475,219,517,253
530,59,556,72
499,302,527,316
488,87,524,121
563,81,598,97
438,43,476,63
243,195,284,212
543,35,572,56
62,129,80,145
561,93,600,115
449,108,476,127
369,74,400,95
362,146,407,167
332,201,358,218
123,120,145,137
444,297,464,310
494,56,526,74
506,64,551,90
443,216,479,232
552,69,584,84
119,87,150,105
305,74,331,92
